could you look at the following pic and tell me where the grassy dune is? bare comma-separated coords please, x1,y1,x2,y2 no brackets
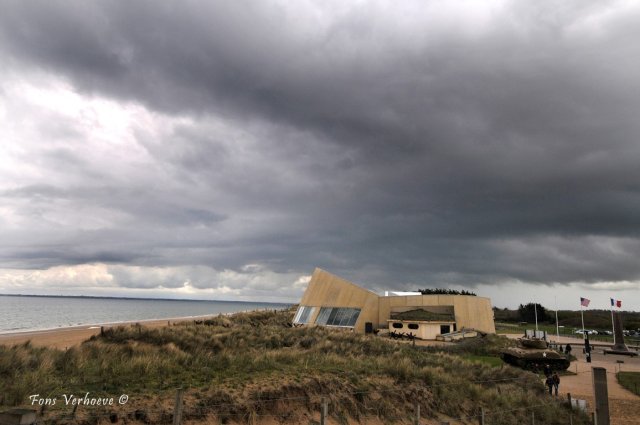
1,310,589,424
617,372,640,396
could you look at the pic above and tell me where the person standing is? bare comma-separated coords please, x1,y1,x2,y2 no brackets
552,372,560,396
545,374,555,395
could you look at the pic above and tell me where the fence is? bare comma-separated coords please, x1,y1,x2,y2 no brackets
3,379,596,425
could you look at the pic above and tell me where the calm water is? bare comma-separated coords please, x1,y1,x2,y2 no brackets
0,295,291,333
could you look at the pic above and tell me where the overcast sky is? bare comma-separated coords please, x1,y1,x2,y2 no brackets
1,0,639,309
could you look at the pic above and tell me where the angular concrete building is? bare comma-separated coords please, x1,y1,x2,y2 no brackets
294,268,496,338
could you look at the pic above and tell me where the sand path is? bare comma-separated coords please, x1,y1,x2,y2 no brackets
552,346,640,425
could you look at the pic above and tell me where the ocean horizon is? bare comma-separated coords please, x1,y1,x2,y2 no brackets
0,294,292,334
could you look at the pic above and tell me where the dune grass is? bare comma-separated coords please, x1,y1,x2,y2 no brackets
617,372,640,396
463,355,504,367
0,309,590,424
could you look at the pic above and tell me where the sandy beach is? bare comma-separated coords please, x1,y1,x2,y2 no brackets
0,315,216,350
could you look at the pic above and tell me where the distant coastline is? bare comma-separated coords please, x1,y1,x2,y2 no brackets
0,293,292,304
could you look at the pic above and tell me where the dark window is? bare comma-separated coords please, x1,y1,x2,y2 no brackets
392,322,404,329
440,325,451,334
327,308,339,325
408,323,419,330
316,308,361,327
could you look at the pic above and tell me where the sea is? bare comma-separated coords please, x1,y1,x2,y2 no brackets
0,295,292,334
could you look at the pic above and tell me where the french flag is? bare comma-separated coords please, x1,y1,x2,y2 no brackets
580,297,590,307
610,298,622,308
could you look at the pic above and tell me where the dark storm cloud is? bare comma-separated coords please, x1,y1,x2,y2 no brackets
1,0,640,292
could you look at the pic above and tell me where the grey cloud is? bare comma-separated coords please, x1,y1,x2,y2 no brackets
1,1,640,294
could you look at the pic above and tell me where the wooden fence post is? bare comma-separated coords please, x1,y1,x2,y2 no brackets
414,402,420,425
478,407,485,425
320,397,328,425
173,388,184,425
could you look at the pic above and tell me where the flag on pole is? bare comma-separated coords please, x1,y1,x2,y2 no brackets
580,297,590,307
610,298,622,308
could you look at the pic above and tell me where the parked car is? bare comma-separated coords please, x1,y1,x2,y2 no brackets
574,329,599,335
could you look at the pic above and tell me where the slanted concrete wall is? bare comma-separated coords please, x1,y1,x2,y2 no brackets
298,268,379,333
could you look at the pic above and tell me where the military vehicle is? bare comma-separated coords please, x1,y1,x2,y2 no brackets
500,338,571,371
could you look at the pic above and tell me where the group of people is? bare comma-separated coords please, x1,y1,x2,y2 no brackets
543,364,561,396
543,343,572,396
557,343,572,355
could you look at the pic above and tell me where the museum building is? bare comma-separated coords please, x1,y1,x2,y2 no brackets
293,268,496,339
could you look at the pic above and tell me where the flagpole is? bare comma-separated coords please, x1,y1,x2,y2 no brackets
580,304,586,340
534,302,538,334
555,296,560,342
611,300,616,345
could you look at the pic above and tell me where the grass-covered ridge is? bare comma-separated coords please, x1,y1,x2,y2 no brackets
1,309,589,424
617,372,640,396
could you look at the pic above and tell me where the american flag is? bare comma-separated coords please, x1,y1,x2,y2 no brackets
580,297,590,307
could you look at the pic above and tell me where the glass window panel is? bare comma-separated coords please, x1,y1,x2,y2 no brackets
303,307,315,323
335,308,348,326
314,308,361,327
327,308,339,325
316,307,331,325
293,307,304,323
349,309,361,326
293,306,315,324
346,309,357,326
343,309,352,326
329,309,338,326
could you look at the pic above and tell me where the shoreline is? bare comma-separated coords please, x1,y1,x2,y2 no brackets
0,312,246,336
0,310,286,350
